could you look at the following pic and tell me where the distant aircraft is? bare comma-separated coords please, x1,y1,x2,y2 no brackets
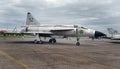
107,28,120,40
5,12,106,46
0,29,8,34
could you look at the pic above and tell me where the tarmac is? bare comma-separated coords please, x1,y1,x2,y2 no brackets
0,37,120,69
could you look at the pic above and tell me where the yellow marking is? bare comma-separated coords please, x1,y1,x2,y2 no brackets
0,50,31,69
32,48,116,69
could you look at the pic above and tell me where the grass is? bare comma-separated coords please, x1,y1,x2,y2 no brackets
0,34,33,38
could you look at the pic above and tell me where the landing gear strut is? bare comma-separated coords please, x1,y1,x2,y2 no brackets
49,38,56,44
76,38,80,46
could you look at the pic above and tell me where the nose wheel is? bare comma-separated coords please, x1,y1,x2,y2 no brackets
76,42,80,46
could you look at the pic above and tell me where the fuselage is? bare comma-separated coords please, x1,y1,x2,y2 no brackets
21,25,95,37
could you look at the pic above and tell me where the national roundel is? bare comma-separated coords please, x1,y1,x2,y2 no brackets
79,30,84,34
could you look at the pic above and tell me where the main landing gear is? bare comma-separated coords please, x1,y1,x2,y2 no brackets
34,34,79,46
34,39,43,44
49,38,56,44
34,34,57,44
34,34,43,44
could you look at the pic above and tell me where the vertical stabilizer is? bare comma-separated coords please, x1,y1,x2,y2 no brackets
26,12,40,25
107,28,118,34
107,28,114,35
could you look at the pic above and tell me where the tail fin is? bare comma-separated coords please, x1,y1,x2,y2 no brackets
107,28,118,35
26,12,40,25
107,28,114,34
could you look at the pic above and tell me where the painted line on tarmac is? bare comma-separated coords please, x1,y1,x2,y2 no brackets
32,48,116,69
0,50,31,69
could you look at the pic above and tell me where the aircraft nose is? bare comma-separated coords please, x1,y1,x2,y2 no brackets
94,31,106,38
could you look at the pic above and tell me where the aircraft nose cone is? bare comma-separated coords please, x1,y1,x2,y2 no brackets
94,31,106,38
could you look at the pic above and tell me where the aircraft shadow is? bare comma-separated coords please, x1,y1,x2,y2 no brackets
5,41,77,46
5,41,34,44
109,42,120,44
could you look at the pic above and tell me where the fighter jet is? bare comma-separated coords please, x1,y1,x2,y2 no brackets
5,12,106,46
107,28,120,40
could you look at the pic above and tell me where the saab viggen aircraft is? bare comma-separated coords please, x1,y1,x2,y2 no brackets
5,12,106,46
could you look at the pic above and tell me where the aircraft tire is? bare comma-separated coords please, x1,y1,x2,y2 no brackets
34,40,38,44
76,42,80,46
38,40,43,44
34,40,43,44
49,38,56,44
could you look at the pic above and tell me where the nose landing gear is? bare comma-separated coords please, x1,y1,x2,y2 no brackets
76,38,80,46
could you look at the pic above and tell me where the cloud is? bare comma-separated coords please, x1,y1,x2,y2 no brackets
0,0,120,33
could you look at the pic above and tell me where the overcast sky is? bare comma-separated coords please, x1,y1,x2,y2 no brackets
0,0,120,33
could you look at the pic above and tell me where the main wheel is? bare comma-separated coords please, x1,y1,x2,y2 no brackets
38,40,43,44
49,38,56,44
34,40,43,44
34,39,38,44
49,39,52,43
